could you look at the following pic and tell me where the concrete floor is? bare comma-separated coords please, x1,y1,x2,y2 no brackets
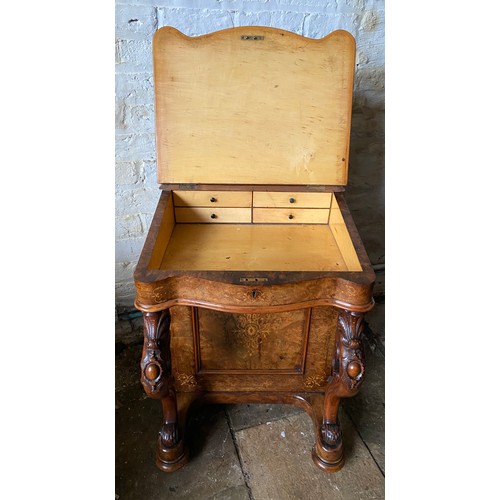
115,293,384,500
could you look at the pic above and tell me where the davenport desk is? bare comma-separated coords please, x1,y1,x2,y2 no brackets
133,26,375,473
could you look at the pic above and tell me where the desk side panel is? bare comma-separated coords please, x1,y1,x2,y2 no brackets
134,191,175,283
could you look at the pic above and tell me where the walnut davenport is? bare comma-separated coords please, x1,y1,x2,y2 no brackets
134,26,375,473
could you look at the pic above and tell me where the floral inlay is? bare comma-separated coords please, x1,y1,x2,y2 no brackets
233,314,271,350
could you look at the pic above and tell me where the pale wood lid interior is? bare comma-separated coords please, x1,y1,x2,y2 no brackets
153,27,355,186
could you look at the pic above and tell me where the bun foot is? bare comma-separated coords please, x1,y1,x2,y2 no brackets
156,439,188,473
311,421,345,472
311,441,345,472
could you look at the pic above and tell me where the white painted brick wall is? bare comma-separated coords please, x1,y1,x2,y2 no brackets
115,0,385,310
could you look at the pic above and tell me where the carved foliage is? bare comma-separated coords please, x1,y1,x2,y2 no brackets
321,422,342,449
159,422,179,448
141,311,171,398
337,309,365,391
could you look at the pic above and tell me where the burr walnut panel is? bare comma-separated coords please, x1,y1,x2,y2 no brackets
195,308,309,372
167,304,339,394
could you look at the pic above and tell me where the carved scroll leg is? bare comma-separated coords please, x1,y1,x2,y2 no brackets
156,389,189,472
140,310,188,472
312,383,345,472
312,309,366,472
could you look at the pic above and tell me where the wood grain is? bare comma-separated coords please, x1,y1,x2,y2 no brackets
329,225,363,272
196,308,308,372
160,224,348,271
167,304,337,393
253,208,329,224
173,190,252,207
328,195,362,272
149,194,175,269
253,191,332,208
153,27,355,185
163,184,346,192
174,207,252,223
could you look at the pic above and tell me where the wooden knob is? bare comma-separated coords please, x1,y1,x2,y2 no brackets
288,214,294,219
289,197,295,203
210,197,216,203
211,213,217,219
346,361,362,379
145,363,160,380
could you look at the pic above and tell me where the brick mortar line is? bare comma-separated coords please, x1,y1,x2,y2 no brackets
224,407,256,500
116,5,383,16
116,7,386,25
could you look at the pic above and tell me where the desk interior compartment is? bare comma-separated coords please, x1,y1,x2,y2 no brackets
148,190,363,273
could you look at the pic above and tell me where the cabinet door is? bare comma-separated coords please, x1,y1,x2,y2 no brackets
196,308,308,373
169,305,338,392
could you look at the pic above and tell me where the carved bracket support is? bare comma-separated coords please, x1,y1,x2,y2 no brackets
141,310,172,399
337,308,366,392
317,308,366,458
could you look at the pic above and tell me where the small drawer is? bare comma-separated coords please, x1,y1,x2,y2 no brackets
173,190,252,207
175,207,252,223
253,191,332,208
253,208,330,224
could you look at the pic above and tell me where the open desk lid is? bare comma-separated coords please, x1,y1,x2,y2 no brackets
153,26,355,186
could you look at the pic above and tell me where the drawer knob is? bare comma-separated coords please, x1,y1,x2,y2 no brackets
210,213,217,219
144,363,160,381
288,214,294,220
289,197,295,203
210,197,216,203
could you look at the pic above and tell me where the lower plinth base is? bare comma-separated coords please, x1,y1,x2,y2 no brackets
311,442,345,472
156,440,189,473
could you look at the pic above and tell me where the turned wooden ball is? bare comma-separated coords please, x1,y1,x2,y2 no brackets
347,361,362,379
145,363,160,380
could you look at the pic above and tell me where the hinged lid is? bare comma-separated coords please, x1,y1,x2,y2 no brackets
153,26,355,186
